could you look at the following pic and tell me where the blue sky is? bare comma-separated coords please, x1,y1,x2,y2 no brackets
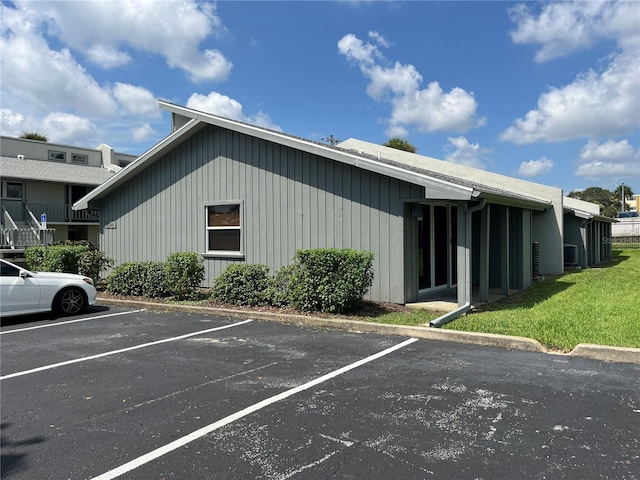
1,1,639,194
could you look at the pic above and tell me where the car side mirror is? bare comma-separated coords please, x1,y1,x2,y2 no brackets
19,270,28,279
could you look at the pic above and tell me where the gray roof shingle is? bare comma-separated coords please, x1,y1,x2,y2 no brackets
0,156,115,185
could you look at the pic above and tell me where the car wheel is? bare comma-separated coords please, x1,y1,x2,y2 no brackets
54,287,86,315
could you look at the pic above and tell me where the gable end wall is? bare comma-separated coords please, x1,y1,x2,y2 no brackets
98,125,421,303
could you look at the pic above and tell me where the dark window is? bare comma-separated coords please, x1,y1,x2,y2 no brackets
3,181,23,199
48,150,66,162
206,203,242,253
71,153,88,164
0,262,20,277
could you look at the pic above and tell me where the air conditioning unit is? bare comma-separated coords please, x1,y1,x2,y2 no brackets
532,242,540,277
564,244,578,266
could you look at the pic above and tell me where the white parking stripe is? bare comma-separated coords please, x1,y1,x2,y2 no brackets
0,319,253,380
0,310,147,335
90,337,419,480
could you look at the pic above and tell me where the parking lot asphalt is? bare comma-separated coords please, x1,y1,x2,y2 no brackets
96,297,640,365
1,306,639,480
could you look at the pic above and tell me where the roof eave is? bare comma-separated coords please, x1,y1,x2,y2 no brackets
73,119,205,210
479,192,551,211
564,207,617,223
159,101,475,201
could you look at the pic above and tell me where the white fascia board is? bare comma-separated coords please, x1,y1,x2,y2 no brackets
159,101,475,201
567,208,593,220
73,119,204,210
564,207,617,223
478,192,551,211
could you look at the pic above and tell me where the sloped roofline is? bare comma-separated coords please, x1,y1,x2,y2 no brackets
73,118,205,210
75,101,551,211
563,207,617,223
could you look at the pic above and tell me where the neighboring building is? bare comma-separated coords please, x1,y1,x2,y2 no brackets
563,196,615,268
1,136,136,259
625,194,638,212
74,102,614,310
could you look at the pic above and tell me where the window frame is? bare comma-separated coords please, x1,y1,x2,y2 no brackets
1,181,24,200
71,153,89,164
204,200,244,258
48,150,66,162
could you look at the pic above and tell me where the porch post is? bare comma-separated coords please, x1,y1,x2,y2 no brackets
501,207,510,296
479,204,490,302
456,202,467,307
579,221,588,268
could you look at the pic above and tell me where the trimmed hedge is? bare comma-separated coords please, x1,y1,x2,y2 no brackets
211,264,271,306
290,248,374,313
106,261,171,298
25,244,111,283
105,252,203,298
265,264,298,307
165,252,205,298
210,249,375,313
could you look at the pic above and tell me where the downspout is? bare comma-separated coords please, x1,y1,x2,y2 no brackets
430,198,486,327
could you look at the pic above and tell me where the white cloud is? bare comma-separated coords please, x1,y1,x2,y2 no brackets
113,83,160,118
186,92,282,131
132,123,156,142
0,109,26,136
0,19,119,117
368,30,390,48
0,0,233,153
42,112,100,145
18,0,232,82
443,136,492,169
86,45,132,69
508,1,640,63
575,139,640,179
518,157,554,177
338,33,485,136
500,49,640,144
502,1,640,144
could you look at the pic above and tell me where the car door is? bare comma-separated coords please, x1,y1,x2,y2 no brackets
0,262,42,315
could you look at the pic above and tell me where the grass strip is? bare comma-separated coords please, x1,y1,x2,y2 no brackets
441,249,640,351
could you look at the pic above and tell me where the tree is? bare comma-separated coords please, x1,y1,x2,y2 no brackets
383,137,417,153
567,187,618,218
614,184,635,211
20,131,48,142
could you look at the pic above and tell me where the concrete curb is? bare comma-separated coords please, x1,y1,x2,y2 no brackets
96,298,640,365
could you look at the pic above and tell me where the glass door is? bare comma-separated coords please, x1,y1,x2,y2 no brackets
418,204,457,293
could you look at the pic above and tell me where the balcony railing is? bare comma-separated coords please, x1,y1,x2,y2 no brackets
25,203,100,223
1,228,55,249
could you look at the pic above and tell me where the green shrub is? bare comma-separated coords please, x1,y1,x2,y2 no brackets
106,262,149,296
265,264,299,307
24,247,46,271
142,262,171,298
77,249,112,284
211,264,271,306
290,248,374,313
106,261,171,298
25,245,90,274
26,243,111,283
165,252,205,298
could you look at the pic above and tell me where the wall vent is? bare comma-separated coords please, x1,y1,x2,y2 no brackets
564,244,578,266
532,242,540,277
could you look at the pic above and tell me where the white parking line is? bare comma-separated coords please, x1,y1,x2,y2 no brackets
0,319,254,380
90,337,419,480
0,310,147,335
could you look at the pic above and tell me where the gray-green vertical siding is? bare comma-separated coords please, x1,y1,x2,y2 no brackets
98,125,418,304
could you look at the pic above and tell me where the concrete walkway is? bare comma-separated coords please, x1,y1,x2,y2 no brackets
96,297,640,365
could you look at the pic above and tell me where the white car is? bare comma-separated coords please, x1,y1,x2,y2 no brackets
0,259,97,317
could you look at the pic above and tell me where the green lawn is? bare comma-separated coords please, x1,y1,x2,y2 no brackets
367,250,640,351
440,250,640,351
